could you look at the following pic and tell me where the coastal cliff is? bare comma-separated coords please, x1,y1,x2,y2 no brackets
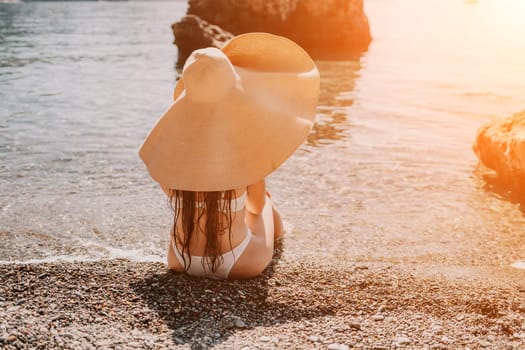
172,15,234,68
173,0,371,66
473,110,525,196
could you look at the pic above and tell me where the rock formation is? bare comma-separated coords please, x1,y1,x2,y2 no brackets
173,0,371,66
172,15,233,67
473,110,525,195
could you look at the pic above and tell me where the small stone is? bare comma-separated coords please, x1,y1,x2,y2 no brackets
260,336,271,342
440,336,451,344
349,321,361,330
7,306,20,313
479,340,491,348
340,345,350,350
372,345,388,350
372,315,384,321
309,336,320,342
241,347,251,350
327,344,341,350
127,342,143,348
7,335,17,342
395,337,411,345
234,319,246,328
432,325,443,334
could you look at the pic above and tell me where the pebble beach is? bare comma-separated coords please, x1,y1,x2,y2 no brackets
2,254,525,349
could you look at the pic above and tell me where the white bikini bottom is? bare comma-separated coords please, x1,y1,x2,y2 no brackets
171,230,252,280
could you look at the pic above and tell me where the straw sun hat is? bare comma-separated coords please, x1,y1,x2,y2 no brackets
139,32,320,191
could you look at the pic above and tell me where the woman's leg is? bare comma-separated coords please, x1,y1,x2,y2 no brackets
229,195,274,278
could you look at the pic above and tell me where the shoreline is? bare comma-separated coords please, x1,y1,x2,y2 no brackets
2,256,524,349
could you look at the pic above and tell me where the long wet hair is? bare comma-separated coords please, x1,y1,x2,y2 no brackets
168,189,236,273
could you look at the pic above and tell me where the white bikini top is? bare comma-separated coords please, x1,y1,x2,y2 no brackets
193,191,246,211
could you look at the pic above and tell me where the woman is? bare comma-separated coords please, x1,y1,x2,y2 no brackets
164,181,283,279
139,33,320,279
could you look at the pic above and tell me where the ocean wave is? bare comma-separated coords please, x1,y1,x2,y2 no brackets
0,252,164,265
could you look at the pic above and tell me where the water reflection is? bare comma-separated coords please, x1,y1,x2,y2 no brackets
308,60,362,147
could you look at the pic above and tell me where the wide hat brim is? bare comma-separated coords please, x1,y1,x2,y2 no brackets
139,33,320,191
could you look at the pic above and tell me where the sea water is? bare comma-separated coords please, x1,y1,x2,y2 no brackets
0,0,524,266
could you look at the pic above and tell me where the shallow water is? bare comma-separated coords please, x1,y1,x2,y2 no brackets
0,0,524,267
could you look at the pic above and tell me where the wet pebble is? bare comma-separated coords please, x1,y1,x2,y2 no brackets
234,319,246,328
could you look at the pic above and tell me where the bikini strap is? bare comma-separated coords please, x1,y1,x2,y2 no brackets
232,191,246,211
191,191,246,211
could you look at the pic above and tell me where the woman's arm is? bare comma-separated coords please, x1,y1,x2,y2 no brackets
245,179,266,215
